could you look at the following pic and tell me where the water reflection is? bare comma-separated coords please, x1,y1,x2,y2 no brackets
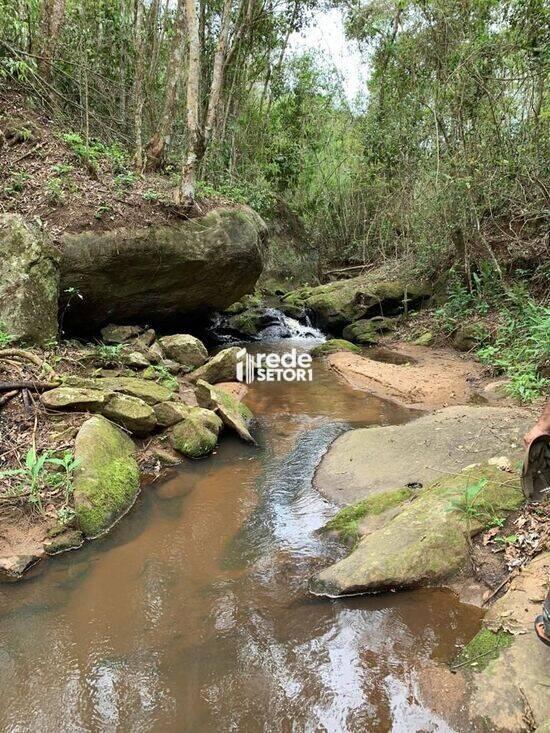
0,340,482,732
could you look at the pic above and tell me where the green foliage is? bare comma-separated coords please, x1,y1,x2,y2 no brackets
144,363,178,391
0,447,79,515
436,267,549,401
45,177,65,204
0,323,14,347
447,478,488,521
61,133,128,175
3,170,29,196
453,628,513,671
94,343,124,366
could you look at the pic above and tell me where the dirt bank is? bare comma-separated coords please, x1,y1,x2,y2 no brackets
326,342,490,410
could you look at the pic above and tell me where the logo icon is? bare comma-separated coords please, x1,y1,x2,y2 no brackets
236,348,313,384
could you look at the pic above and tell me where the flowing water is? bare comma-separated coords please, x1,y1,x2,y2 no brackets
0,336,483,733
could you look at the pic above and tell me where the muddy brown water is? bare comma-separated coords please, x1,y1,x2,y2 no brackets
0,340,483,732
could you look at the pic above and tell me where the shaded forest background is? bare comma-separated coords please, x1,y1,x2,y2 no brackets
0,0,548,282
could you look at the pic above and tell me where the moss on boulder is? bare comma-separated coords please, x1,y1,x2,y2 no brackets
41,386,111,412
158,334,208,371
153,401,192,427
310,465,524,597
102,393,157,436
311,339,361,357
195,379,255,443
453,628,513,671
73,416,140,538
0,213,60,345
188,347,241,384
64,375,174,404
322,487,413,544
170,407,223,458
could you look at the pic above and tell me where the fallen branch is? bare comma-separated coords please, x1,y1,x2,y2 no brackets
0,380,59,392
0,390,19,407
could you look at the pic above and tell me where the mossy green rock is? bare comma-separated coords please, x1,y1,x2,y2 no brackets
195,379,255,443
0,213,60,345
43,529,84,555
158,334,208,371
64,375,173,404
41,387,111,412
153,401,192,427
100,324,143,344
227,308,268,337
59,207,266,331
311,339,361,357
170,407,223,458
73,416,140,538
342,320,380,345
454,323,485,351
284,277,431,331
103,393,157,436
188,347,241,384
310,465,524,596
413,331,434,346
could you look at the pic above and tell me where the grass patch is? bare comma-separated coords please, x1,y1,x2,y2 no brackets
452,628,513,671
322,487,413,544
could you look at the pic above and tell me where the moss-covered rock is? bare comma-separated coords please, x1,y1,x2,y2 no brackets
158,333,208,371
59,207,266,332
278,301,306,320
342,320,380,345
311,339,361,357
103,393,157,436
170,407,223,458
64,375,174,404
195,379,255,443
0,213,60,345
454,323,486,352
322,487,413,544
153,401,192,427
413,331,434,346
227,308,269,338
310,464,524,596
43,529,84,555
73,416,140,538
41,386,111,412
284,277,431,331
188,347,241,384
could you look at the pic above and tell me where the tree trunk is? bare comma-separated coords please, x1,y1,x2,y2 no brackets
133,0,146,172
177,0,201,205
145,0,186,171
38,0,66,83
203,0,232,148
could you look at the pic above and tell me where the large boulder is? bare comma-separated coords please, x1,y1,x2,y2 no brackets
310,465,524,597
41,386,111,412
311,339,360,357
0,214,60,345
73,416,140,537
64,375,174,405
59,207,266,331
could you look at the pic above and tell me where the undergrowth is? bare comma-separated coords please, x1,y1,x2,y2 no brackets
436,265,549,402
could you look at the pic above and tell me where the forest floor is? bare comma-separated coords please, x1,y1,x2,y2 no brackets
0,90,228,240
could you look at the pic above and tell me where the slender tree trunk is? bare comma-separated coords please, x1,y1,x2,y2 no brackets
133,0,145,171
145,0,186,171
38,0,66,83
203,0,232,148
177,0,201,205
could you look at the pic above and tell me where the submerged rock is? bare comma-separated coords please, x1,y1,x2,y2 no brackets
103,393,157,436
188,346,241,384
0,553,43,582
59,207,266,331
158,334,208,371
195,379,255,443
311,339,361,357
0,213,60,345
170,407,223,458
73,415,140,537
310,465,524,597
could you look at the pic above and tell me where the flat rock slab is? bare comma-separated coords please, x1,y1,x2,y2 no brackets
470,553,550,731
327,343,484,409
315,405,532,504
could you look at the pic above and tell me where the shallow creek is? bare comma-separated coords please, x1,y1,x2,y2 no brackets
0,338,483,732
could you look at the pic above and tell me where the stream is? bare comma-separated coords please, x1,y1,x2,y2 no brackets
0,330,484,732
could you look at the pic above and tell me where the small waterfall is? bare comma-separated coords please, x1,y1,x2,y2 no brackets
208,307,325,343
